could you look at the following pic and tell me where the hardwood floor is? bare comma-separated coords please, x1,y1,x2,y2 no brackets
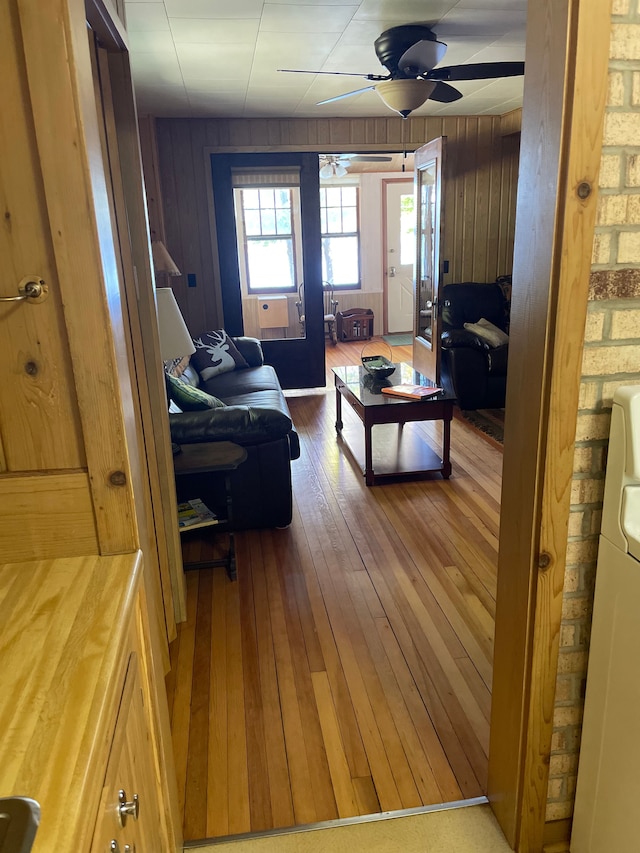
167,341,503,842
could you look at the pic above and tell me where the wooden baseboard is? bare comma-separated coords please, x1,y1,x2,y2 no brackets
543,818,572,852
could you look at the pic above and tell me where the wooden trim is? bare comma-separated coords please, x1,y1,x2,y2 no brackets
543,818,572,849
138,115,168,244
85,0,128,51
488,1,612,849
0,472,98,561
17,0,138,554
103,49,186,629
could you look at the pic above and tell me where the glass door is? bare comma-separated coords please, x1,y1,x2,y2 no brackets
210,152,325,389
412,137,445,382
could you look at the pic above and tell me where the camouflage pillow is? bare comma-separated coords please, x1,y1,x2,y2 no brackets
165,373,225,412
191,330,249,380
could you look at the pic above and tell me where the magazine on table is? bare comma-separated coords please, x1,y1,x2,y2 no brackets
381,383,444,400
177,498,218,530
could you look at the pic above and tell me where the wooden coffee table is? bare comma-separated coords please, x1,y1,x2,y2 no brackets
332,363,454,486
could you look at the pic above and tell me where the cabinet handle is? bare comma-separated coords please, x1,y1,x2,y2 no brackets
118,790,139,827
110,842,120,853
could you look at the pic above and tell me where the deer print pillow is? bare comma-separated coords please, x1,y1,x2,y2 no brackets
191,330,249,380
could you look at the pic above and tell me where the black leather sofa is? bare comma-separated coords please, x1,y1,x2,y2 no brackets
168,337,300,530
439,281,510,411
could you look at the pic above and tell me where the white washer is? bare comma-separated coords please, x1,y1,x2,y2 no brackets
571,385,640,852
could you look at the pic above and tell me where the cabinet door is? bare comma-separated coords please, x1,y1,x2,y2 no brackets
91,654,164,853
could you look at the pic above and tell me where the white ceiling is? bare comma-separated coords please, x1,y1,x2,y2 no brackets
124,0,527,119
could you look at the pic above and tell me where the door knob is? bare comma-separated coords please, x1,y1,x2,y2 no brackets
389,266,396,277
118,790,139,827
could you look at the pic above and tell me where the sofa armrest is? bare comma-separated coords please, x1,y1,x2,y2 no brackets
441,328,489,350
232,336,264,367
169,405,292,446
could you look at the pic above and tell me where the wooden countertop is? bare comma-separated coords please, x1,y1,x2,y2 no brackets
0,551,142,852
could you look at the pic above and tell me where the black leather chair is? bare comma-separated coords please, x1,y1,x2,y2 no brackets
439,281,510,410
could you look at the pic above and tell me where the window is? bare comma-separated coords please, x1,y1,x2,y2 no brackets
234,187,298,293
320,186,360,288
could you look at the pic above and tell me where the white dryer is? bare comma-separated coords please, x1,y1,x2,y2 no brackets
571,385,640,852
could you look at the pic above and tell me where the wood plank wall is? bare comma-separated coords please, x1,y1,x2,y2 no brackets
153,114,521,337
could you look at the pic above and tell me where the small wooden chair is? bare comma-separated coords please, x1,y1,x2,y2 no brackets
295,282,339,345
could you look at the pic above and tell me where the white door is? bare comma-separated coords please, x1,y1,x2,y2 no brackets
384,180,415,333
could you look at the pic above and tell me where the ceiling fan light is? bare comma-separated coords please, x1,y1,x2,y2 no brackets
319,162,334,178
334,163,348,177
375,79,437,117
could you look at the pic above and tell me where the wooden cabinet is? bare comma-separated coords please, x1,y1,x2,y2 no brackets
0,554,181,853
91,654,165,853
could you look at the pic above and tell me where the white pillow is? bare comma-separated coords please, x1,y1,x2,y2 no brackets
463,318,509,348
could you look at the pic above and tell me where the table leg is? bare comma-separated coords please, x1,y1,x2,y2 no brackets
442,413,452,479
364,422,375,486
335,385,343,432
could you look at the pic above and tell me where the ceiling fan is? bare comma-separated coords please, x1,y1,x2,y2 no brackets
319,153,393,178
279,24,525,118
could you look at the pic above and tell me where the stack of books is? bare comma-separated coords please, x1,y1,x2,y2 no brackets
381,384,443,400
177,498,218,530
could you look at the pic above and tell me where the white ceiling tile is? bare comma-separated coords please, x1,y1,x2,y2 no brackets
322,44,381,73
338,19,402,45
170,18,260,43
164,0,264,18
129,52,182,77
435,8,527,37
260,4,359,33
124,3,170,31
128,29,176,51
352,0,458,23
176,43,254,79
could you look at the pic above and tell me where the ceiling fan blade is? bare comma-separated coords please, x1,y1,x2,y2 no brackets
398,39,447,76
426,61,525,82
279,69,388,80
316,86,376,106
428,81,463,103
345,155,393,162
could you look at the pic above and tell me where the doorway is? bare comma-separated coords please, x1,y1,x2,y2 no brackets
384,179,415,334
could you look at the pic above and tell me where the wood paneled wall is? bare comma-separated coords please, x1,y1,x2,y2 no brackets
153,114,520,337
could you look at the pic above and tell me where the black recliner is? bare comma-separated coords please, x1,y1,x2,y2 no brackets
439,281,510,410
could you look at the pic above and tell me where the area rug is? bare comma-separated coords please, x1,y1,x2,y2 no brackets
458,408,505,445
382,333,413,346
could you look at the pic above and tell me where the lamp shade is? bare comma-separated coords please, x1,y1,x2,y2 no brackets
152,240,181,276
156,288,195,361
375,79,437,118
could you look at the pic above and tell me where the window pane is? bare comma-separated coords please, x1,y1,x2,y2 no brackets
261,209,276,234
242,188,259,209
326,207,341,232
325,187,342,206
259,188,275,208
276,209,291,234
275,188,290,208
400,193,416,265
341,186,357,205
342,207,357,232
247,239,294,290
244,209,261,236
322,235,359,286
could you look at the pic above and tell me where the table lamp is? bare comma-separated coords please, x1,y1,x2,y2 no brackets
156,287,195,362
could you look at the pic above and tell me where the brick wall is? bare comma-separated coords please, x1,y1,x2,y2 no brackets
546,0,640,822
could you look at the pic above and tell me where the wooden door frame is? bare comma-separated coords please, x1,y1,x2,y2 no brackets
412,137,445,382
382,177,414,335
488,1,611,850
